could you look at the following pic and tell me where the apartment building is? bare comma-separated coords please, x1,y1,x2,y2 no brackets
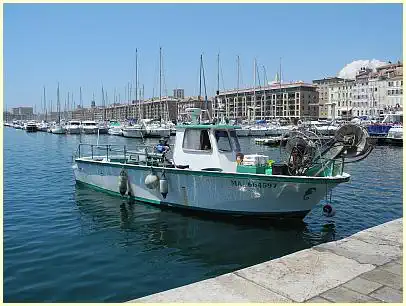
327,79,355,119
214,81,319,121
312,77,344,119
352,62,403,117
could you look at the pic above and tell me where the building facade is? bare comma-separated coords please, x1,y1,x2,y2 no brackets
11,107,34,120
98,96,213,122
312,77,344,119
314,62,403,120
327,79,355,120
214,81,319,121
352,63,403,118
173,89,185,100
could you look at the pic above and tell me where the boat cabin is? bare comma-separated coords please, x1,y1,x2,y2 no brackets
82,120,97,126
173,108,241,172
68,120,81,126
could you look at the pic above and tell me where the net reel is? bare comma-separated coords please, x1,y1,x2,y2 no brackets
282,131,321,176
332,124,373,162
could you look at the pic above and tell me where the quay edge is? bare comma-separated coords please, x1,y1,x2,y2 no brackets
128,218,403,303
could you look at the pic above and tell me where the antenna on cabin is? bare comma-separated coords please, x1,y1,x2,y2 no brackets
185,108,202,124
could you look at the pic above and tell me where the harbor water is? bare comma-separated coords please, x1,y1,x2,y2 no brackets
3,127,403,302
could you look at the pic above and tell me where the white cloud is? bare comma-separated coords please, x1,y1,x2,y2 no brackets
338,59,388,79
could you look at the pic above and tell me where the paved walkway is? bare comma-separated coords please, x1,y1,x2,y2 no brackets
129,218,403,303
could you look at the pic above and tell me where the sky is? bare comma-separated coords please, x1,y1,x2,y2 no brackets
4,3,403,112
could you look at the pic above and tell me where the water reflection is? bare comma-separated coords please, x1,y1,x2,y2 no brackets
75,183,337,271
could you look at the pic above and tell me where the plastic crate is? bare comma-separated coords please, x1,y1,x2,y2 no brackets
237,164,268,174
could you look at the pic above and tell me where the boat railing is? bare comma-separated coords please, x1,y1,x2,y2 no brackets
74,143,168,166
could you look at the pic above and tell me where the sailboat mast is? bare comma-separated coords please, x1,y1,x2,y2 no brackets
44,86,47,121
199,54,202,103
57,83,60,123
279,57,282,121
263,65,267,120
135,48,139,121
202,55,208,110
159,47,162,121
252,58,256,122
102,85,105,121
80,86,82,108
71,93,74,120
237,56,240,120
67,92,70,120
217,53,220,94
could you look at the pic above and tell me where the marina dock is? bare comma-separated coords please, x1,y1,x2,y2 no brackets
129,218,403,303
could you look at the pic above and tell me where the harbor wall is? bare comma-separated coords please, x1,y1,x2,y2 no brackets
129,218,403,302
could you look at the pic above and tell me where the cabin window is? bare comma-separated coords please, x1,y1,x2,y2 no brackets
215,130,232,152
183,129,211,151
229,130,241,152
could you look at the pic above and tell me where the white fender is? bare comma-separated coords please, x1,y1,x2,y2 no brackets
119,169,128,195
160,177,168,198
145,174,159,189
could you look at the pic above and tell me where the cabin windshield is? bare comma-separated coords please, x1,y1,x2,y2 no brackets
229,130,241,152
183,129,212,151
214,130,232,152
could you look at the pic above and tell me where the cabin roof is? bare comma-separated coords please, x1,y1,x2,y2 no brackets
175,124,241,130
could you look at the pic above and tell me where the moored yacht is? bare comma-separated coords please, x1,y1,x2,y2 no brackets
66,120,82,134
122,122,145,138
386,126,403,146
81,120,98,134
145,121,171,138
25,121,38,132
108,121,124,136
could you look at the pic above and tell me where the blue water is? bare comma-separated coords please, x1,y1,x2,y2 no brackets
3,127,403,302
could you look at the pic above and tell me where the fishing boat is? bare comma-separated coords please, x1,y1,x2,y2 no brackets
72,108,373,219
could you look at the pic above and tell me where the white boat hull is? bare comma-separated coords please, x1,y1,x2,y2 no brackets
51,127,66,134
66,126,81,134
122,128,144,138
236,129,250,137
249,129,266,137
108,128,123,136
73,158,349,217
146,128,171,138
98,127,109,134
82,127,98,134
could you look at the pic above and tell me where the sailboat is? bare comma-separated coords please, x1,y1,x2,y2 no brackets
51,83,66,134
122,48,146,138
145,47,170,138
37,86,50,132
97,86,109,134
